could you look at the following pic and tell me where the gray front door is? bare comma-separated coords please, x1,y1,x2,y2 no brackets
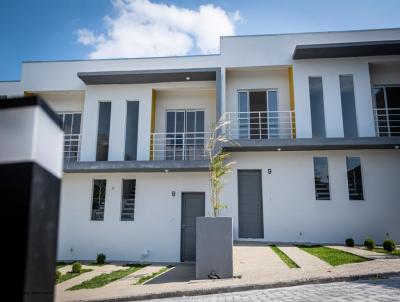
238,170,264,238
181,192,205,262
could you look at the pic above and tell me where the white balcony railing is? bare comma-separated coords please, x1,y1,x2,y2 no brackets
64,134,81,162
373,108,400,137
222,111,296,140
150,132,212,160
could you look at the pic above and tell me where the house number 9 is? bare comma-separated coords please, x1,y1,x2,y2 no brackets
267,169,272,174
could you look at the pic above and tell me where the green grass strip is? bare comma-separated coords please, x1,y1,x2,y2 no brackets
68,264,147,290
270,245,299,268
372,248,400,256
56,269,92,284
134,267,170,285
297,245,367,266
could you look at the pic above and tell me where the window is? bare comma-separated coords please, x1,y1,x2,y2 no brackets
91,179,106,221
121,179,136,221
309,77,326,138
313,157,330,200
124,101,139,161
339,75,358,137
96,102,111,161
346,157,364,200
57,112,82,162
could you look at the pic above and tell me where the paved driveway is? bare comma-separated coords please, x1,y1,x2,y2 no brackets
150,277,400,301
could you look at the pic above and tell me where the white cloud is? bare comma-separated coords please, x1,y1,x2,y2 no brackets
77,0,241,59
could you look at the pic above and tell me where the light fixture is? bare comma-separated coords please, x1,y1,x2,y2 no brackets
395,145,399,149
277,148,282,151
164,169,169,173
186,76,191,81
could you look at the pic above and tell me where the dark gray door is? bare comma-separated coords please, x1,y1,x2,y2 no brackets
238,170,264,238
181,192,205,262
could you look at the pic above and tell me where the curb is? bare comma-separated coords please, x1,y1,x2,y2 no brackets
79,272,400,302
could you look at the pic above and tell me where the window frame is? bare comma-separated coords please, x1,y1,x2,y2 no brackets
90,179,107,221
345,156,365,201
313,156,331,201
120,179,136,222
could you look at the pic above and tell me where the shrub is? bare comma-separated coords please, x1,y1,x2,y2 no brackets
96,253,106,264
72,262,82,274
383,239,396,253
55,270,61,281
364,238,375,250
345,238,354,247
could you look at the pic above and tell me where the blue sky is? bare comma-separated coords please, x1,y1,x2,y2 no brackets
1,0,400,81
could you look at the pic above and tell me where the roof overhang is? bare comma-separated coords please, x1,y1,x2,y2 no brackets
78,68,219,85
293,40,400,60
222,137,400,152
64,160,209,173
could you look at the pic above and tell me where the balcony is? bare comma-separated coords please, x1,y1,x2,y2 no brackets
63,134,81,163
222,111,296,140
150,132,212,161
374,108,400,137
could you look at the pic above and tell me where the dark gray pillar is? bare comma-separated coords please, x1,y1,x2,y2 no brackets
196,217,233,279
0,96,64,302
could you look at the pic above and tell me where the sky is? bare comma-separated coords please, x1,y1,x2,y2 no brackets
1,0,400,81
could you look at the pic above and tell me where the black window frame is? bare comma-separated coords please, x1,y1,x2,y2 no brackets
313,157,331,200
120,179,136,221
91,179,107,221
346,156,364,201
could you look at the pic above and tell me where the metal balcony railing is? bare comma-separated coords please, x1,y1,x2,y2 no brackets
373,108,400,137
64,134,81,162
150,132,212,160
222,111,296,140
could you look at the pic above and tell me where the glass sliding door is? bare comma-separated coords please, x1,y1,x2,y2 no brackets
238,91,249,139
267,90,279,138
165,110,205,160
373,86,400,136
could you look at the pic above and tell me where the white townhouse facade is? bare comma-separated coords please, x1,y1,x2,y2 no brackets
1,28,400,263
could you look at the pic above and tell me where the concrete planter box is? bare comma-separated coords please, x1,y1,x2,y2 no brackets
196,217,233,279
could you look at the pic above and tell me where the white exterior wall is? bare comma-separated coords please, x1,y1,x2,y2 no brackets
58,172,211,262
225,68,290,113
293,58,376,138
154,88,216,133
222,150,400,245
38,92,85,112
370,63,400,85
0,81,22,97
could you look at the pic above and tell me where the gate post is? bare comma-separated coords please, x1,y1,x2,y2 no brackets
0,96,64,302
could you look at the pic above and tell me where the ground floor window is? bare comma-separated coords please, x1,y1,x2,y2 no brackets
91,179,106,221
346,157,364,200
121,179,136,221
313,157,330,200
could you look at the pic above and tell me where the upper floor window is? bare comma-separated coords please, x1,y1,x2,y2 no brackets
346,157,364,200
96,102,111,161
124,101,139,161
339,75,358,137
309,77,326,138
121,179,136,221
373,86,400,136
57,112,82,162
91,179,106,221
313,157,330,200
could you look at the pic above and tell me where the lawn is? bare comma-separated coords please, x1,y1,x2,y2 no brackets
68,264,147,290
372,248,400,256
298,245,367,266
270,245,299,268
134,267,170,285
57,269,92,284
